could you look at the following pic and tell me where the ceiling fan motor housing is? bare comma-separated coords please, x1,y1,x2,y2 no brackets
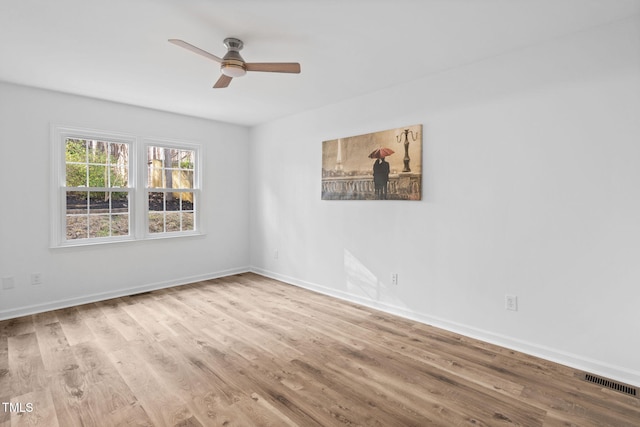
220,37,247,77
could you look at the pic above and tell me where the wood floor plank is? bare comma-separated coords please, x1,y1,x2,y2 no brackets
0,347,9,427
0,333,9,398
109,346,196,426
7,333,47,397
34,321,74,373
0,317,34,338
102,402,154,427
0,272,638,426
119,299,176,342
10,389,58,427
32,311,58,329
60,341,140,426
47,358,92,427
53,307,95,347
95,301,152,345
80,305,129,353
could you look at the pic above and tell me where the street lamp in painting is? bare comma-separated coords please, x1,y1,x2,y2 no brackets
396,128,419,172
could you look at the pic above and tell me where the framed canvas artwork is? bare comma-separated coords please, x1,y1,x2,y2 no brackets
322,124,422,200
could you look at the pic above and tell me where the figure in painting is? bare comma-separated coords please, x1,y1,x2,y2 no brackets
373,157,390,199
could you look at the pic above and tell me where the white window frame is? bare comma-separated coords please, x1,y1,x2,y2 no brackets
142,139,202,240
50,125,203,248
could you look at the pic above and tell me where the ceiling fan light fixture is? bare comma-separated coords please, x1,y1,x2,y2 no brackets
221,63,246,78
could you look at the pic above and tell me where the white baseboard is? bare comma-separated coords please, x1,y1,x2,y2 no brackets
250,267,640,388
0,266,250,321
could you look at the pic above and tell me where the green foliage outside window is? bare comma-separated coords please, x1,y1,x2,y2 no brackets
65,138,128,200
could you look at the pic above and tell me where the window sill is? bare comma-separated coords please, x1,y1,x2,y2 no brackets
50,231,205,249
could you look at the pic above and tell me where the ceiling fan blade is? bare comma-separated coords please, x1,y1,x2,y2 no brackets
213,74,233,88
245,62,301,73
168,39,223,63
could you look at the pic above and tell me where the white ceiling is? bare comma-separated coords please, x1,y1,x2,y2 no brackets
1,0,639,126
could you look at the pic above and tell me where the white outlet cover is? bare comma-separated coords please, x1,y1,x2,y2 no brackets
31,273,43,285
2,277,15,290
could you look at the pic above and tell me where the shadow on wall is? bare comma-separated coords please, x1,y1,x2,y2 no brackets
344,248,407,309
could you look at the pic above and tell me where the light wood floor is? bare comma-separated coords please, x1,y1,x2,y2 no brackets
1,273,638,426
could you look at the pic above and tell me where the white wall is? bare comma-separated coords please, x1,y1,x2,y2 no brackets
0,83,251,318
249,17,640,386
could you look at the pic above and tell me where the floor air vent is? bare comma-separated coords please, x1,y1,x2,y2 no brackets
583,373,638,397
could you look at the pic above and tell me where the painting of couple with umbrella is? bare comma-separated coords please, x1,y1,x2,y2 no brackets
321,124,422,200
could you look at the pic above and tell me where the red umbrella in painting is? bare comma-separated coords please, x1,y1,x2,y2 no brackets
368,147,395,159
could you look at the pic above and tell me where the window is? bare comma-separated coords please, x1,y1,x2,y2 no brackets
51,126,201,247
146,145,197,235
64,138,131,240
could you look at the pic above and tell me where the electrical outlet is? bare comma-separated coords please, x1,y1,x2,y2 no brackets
2,277,15,290
31,273,43,286
505,294,518,311
391,273,398,285
274,249,279,260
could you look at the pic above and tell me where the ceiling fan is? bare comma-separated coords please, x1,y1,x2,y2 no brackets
168,37,301,88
